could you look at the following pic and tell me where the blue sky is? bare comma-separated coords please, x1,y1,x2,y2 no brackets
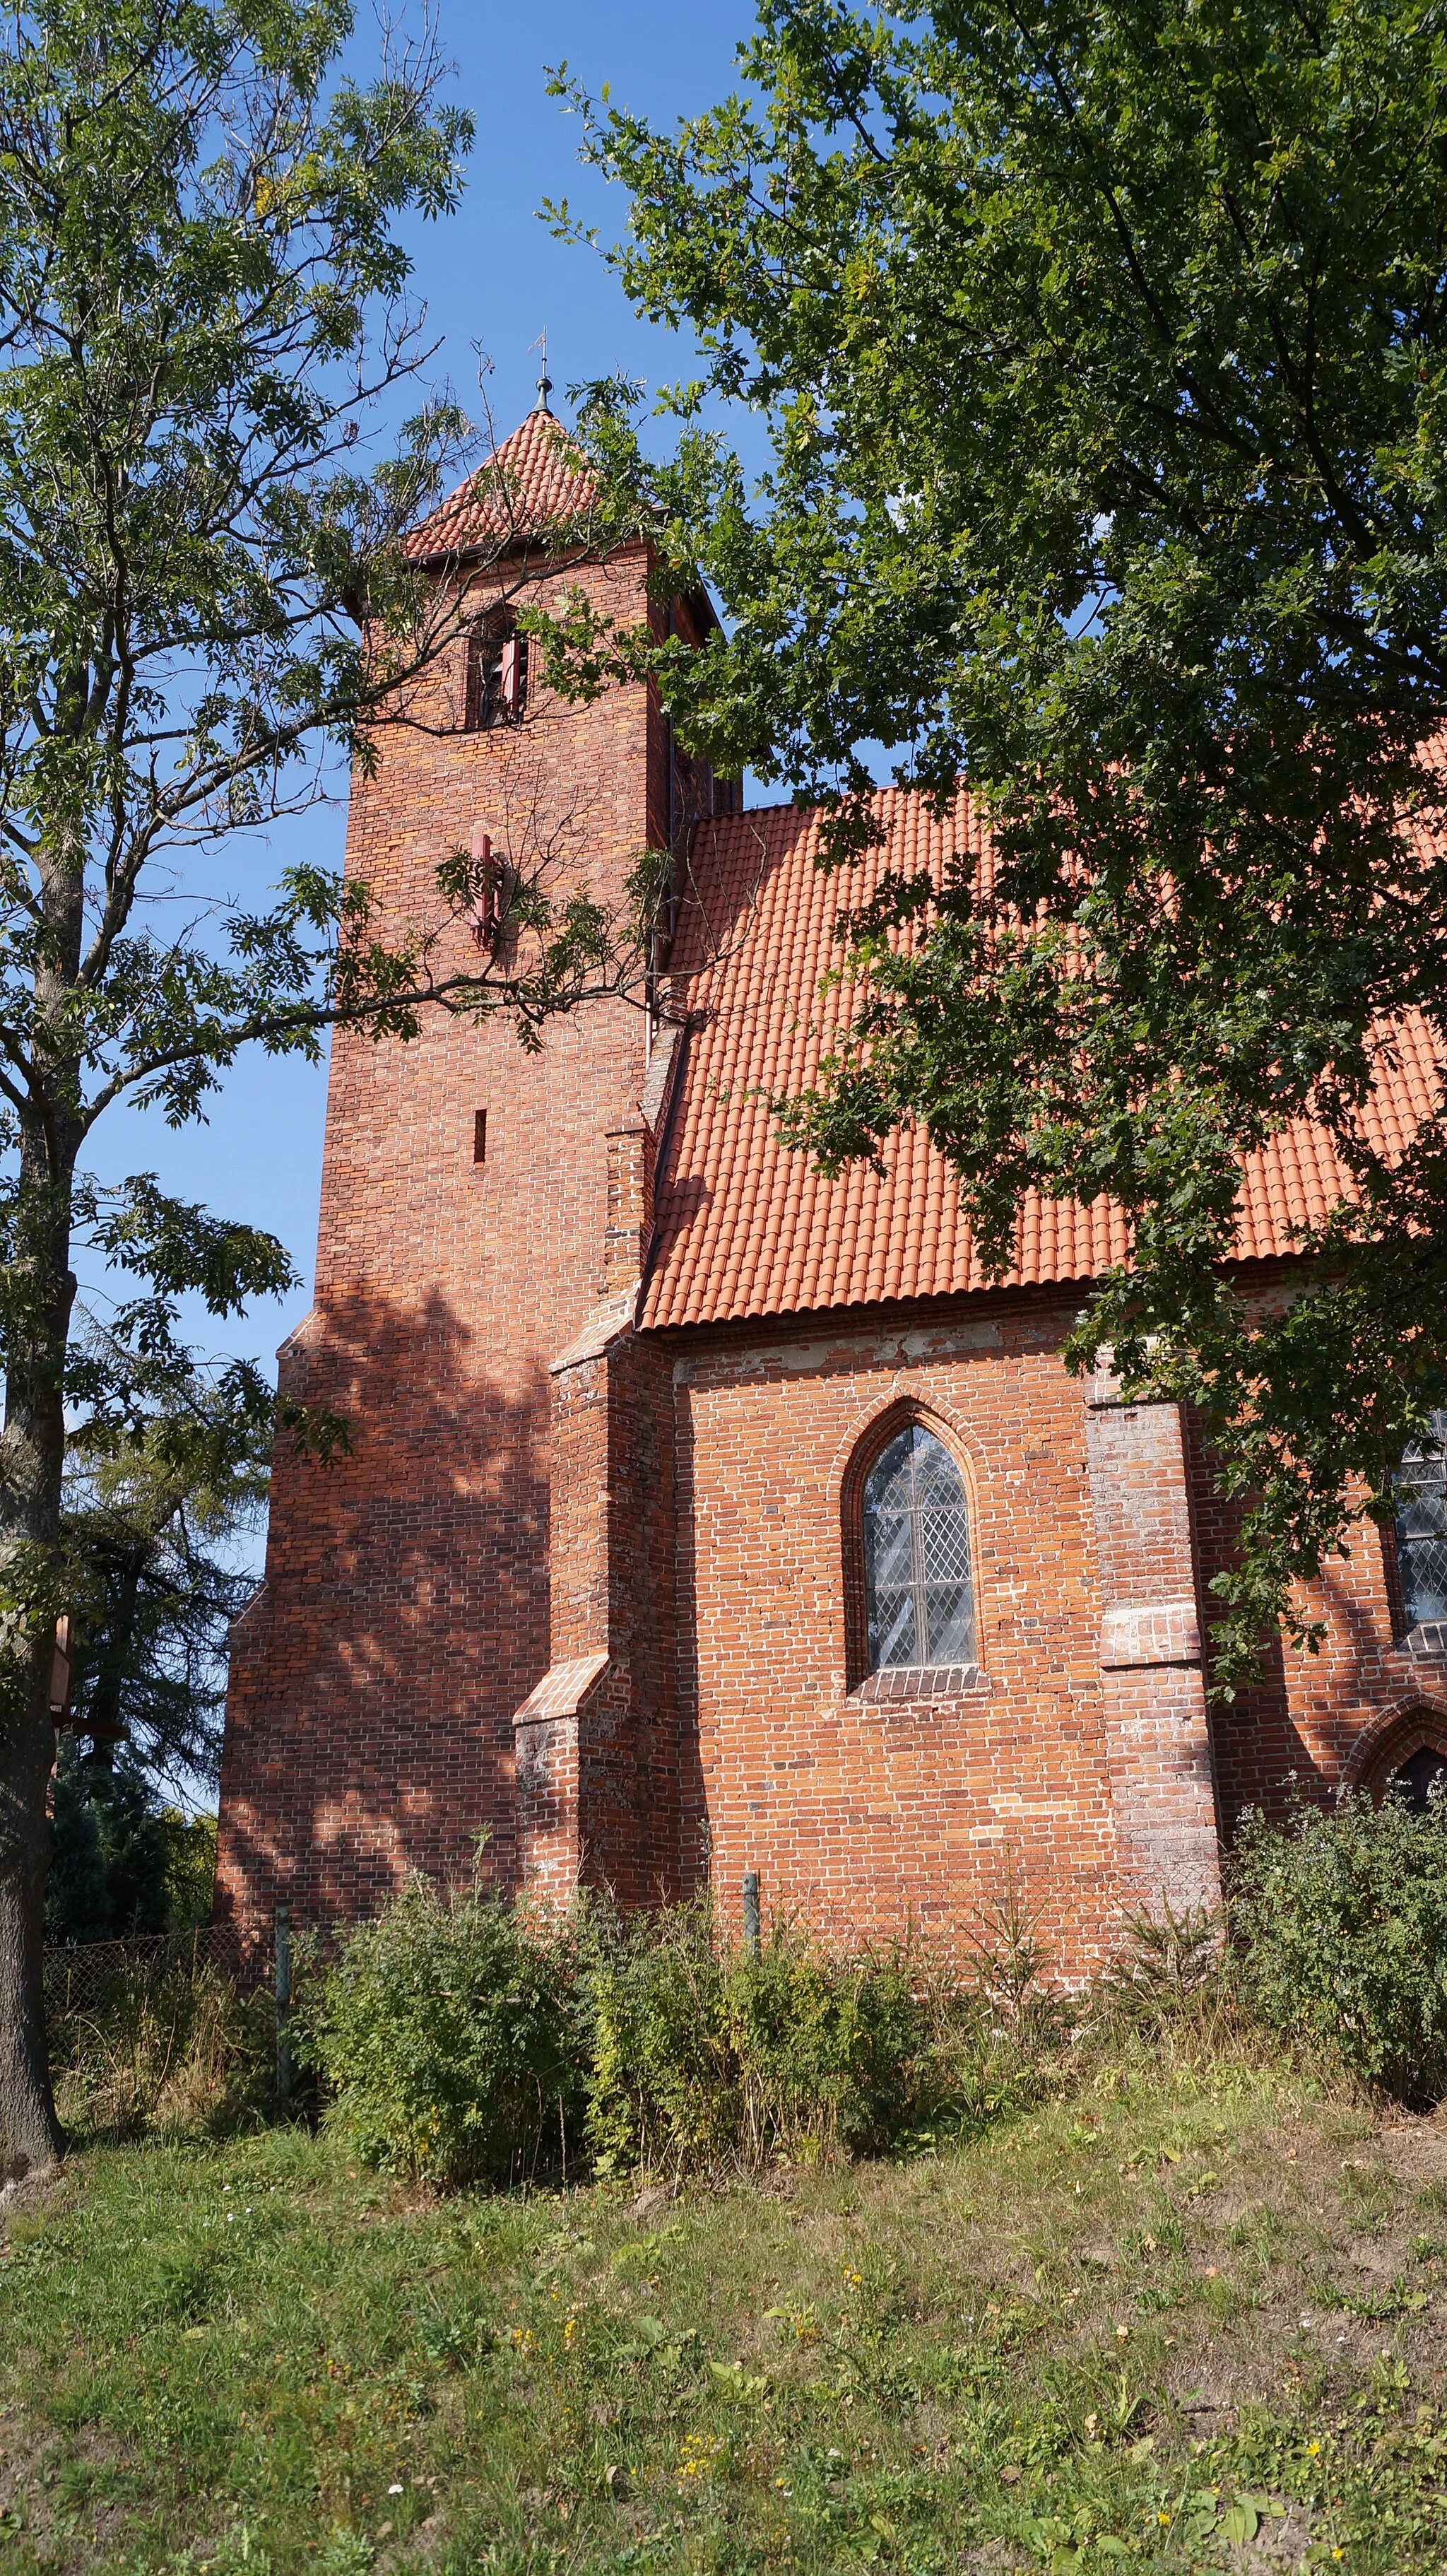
83,1,762,1387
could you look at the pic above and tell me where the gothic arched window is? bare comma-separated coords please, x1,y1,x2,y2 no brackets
1393,1409,1447,1632
863,1423,976,1673
1388,1745,1447,1813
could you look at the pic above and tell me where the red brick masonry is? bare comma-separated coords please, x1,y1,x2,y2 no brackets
217,412,1447,1969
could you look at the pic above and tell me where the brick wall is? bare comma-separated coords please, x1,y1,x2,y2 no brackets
657,1298,1124,1972
216,541,674,1936
514,1298,683,1906
1186,1334,1447,1831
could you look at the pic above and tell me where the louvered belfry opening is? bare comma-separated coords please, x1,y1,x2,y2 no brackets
463,614,527,729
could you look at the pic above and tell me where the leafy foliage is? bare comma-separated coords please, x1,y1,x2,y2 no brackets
304,1882,1047,2189
45,1748,218,1946
304,1879,587,2189
45,1740,175,1945
581,1899,952,2177
59,1361,274,1787
542,0,1447,1685
1232,1789,1447,2107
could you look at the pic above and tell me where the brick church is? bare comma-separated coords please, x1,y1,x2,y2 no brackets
216,406,1447,1975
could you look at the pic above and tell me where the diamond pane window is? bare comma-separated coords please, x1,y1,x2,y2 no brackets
1394,1410,1447,1630
863,1424,976,1671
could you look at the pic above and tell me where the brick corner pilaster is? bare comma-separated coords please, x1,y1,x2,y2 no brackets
1084,1375,1222,1919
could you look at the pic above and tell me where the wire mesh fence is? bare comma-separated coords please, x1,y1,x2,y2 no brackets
43,1922,256,2016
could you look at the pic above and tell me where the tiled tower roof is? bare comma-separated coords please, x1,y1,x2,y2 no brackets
406,408,597,562
642,787,1444,1330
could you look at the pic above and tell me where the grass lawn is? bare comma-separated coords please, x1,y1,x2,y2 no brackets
3,2049,1447,2574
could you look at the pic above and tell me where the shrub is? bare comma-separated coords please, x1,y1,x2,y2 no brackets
305,1879,586,2188
579,1900,982,2180
304,1883,1063,2189
1230,1789,1447,2108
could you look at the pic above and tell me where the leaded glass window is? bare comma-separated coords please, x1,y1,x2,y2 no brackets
863,1423,976,1671
1394,1410,1447,1630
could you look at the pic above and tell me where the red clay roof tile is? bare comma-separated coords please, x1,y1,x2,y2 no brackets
406,409,596,563
642,787,1443,1331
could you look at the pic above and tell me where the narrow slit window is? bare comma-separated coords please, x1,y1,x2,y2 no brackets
1393,1408,1447,1630
863,1423,976,1671
473,1109,488,1165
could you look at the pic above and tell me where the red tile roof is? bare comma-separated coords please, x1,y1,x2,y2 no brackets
641,787,1444,1331
406,409,597,562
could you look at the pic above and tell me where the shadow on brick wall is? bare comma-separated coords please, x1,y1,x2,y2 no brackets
217,1283,553,1937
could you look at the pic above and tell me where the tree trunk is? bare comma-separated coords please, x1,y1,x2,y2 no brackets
0,1633,63,2172
0,1214,76,2174
0,824,87,2172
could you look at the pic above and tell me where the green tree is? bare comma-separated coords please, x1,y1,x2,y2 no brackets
0,0,638,2178
60,1360,271,1795
543,0,1447,1698
45,1743,174,1946
43,1363,269,1948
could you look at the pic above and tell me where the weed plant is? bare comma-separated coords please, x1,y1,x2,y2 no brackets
578,1899,1026,2177
47,1963,272,2142
1231,1788,1447,2107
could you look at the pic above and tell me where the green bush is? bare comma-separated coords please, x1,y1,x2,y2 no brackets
305,1879,586,2188
579,1901,945,2177
302,1882,1063,2189
1231,1789,1447,2107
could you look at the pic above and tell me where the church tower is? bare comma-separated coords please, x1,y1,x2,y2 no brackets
216,408,731,1934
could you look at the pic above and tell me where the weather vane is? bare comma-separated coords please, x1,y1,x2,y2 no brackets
530,330,553,416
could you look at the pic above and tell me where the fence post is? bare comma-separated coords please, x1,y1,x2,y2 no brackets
274,1904,292,2104
741,1870,762,1957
